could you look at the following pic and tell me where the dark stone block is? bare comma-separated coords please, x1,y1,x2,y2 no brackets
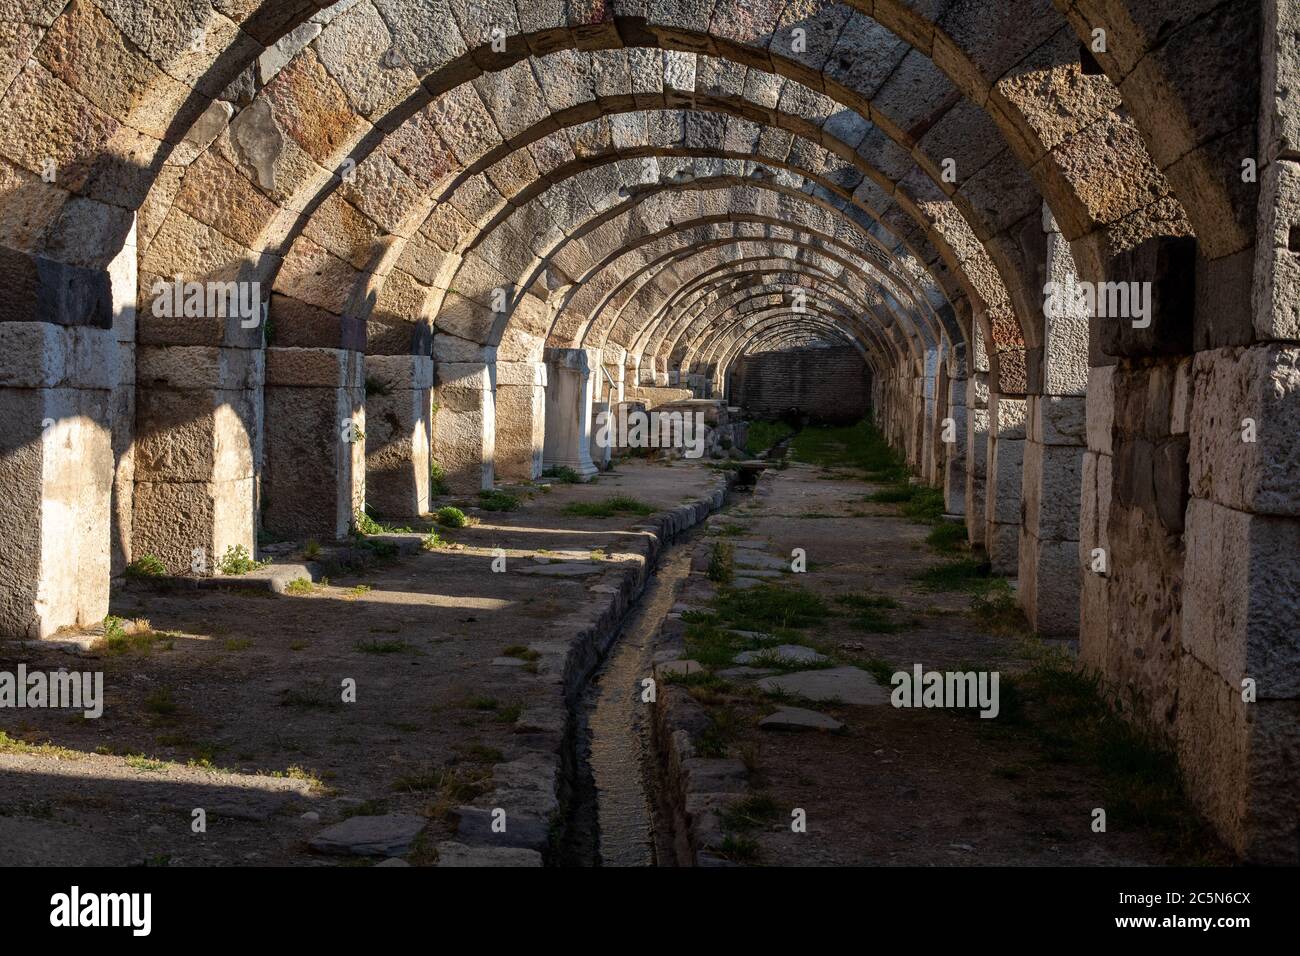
1100,235,1196,358
0,247,112,328
1154,437,1190,534
1115,437,1156,513
1194,246,1255,350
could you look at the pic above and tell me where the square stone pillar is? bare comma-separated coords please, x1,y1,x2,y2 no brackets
965,372,989,546
920,348,938,483
0,323,117,637
984,394,1026,574
1019,207,1091,635
943,374,967,515
495,360,547,481
364,354,434,519
543,347,599,478
1019,395,1086,635
1178,345,1300,863
133,343,262,576
1079,364,1114,671
590,399,612,469
434,353,496,494
262,347,366,541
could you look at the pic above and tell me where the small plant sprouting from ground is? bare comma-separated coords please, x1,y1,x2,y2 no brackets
435,506,469,528
915,556,994,593
477,489,519,512
143,687,178,717
352,510,384,536
501,645,540,662
96,617,175,655
422,530,453,551
541,466,583,484
429,460,449,496
719,792,782,831
925,521,967,554
126,554,166,578
284,577,313,595
216,544,268,576
970,579,1033,637
834,593,903,633
562,495,657,518
303,539,321,559
707,540,735,584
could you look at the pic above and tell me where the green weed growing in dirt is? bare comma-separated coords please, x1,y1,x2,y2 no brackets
707,540,735,584
477,489,520,512
436,506,469,528
125,554,166,578
562,495,657,518
216,544,268,576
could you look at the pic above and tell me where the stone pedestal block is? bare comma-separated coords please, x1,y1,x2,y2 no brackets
434,358,496,494
262,347,365,541
364,354,434,519
132,343,262,576
543,348,599,479
495,360,547,481
0,381,114,637
985,395,1026,574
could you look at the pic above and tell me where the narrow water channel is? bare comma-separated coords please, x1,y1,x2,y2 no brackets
568,539,697,866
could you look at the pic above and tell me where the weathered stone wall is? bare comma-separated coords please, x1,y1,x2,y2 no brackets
731,347,870,424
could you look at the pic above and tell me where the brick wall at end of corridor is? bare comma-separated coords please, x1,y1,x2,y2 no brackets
731,347,871,424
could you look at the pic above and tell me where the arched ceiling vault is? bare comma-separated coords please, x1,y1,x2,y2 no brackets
1,0,1245,397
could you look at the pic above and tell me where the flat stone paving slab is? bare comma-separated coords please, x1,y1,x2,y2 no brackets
757,666,890,706
759,707,845,732
435,841,543,867
735,644,827,665
452,807,549,852
309,814,427,857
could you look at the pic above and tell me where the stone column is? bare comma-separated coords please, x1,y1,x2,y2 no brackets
920,347,939,483
0,321,116,638
965,371,990,546
943,371,967,515
364,354,434,519
984,393,1025,574
262,347,365,540
495,360,547,481
133,341,262,576
109,220,138,580
1019,209,1090,635
1078,359,1114,672
433,350,496,494
543,347,598,479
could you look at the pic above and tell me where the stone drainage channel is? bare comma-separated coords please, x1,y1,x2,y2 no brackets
560,534,699,866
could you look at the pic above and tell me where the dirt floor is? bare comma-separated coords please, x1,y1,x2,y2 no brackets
0,459,716,866
664,444,1234,867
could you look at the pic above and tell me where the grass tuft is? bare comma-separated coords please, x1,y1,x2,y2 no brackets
562,495,657,518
